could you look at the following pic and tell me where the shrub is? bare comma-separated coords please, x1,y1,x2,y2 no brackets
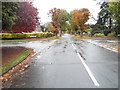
1,33,26,39
94,33,104,37
103,29,111,36
108,32,116,37
1,32,53,39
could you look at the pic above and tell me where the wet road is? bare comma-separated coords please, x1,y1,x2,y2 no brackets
2,34,118,88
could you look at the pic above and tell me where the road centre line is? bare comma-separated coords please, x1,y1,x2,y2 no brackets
72,43,100,87
77,52,100,87
72,44,76,50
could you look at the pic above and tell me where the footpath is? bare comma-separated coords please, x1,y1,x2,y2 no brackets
87,39,119,53
73,35,119,53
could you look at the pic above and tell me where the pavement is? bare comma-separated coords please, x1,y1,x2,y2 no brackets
1,34,118,88
87,39,119,53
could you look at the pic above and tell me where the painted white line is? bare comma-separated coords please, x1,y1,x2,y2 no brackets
33,49,41,56
71,43,100,86
77,52,100,87
87,40,117,53
72,44,76,50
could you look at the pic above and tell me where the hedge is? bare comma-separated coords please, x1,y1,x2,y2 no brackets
0,32,54,39
93,33,105,37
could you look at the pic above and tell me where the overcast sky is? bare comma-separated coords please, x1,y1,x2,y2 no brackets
33,0,101,25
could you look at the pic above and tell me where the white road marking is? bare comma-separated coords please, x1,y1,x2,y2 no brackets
71,43,100,87
87,40,117,53
77,52,100,87
72,44,76,50
33,49,41,56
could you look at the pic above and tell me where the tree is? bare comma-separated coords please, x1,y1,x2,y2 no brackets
69,21,78,34
51,27,59,36
46,22,54,32
108,2,120,35
59,9,70,34
40,25,46,32
48,8,70,36
71,8,90,37
12,2,39,33
2,2,19,30
0,2,1,30
48,8,61,36
90,24,104,36
96,2,112,36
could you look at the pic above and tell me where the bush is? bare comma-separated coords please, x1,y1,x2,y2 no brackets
108,32,116,37
1,33,26,39
94,33,104,37
0,32,53,39
103,29,111,36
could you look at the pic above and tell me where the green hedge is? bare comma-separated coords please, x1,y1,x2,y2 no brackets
93,33,105,37
0,32,53,39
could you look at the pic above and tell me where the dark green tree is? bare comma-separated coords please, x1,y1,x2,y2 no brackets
92,2,112,36
2,2,19,30
109,2,120,35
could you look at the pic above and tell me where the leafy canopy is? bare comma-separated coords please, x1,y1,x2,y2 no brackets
2,2,19,30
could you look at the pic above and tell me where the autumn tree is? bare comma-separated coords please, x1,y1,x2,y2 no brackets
49,8,70,36
50,22,59,36
12,2,39,33
69,12,78,34
46,22,54,32
71,8,90,37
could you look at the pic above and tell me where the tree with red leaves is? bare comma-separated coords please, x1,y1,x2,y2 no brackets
12,2,39,33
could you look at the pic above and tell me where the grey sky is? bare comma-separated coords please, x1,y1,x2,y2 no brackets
33,0,101,25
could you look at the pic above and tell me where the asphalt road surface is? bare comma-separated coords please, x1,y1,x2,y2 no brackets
2,34,118,88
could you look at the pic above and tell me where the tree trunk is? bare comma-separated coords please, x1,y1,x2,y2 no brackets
109,18,112,29
80,29,83,37
56,33,57,37
78,26,83,37
58,27,61,36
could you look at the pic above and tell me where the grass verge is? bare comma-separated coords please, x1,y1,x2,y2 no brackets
47,36,60,40
73,35,91,40
73,35,118,40
0,49,30,75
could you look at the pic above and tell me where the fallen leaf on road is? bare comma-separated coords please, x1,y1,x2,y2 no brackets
24,65,30,68
3,73,9,77
0,76,4,80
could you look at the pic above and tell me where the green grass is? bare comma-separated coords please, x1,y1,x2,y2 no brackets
0,49,30,74
73,34,118,40
47,36,60,40
73,35,91,40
